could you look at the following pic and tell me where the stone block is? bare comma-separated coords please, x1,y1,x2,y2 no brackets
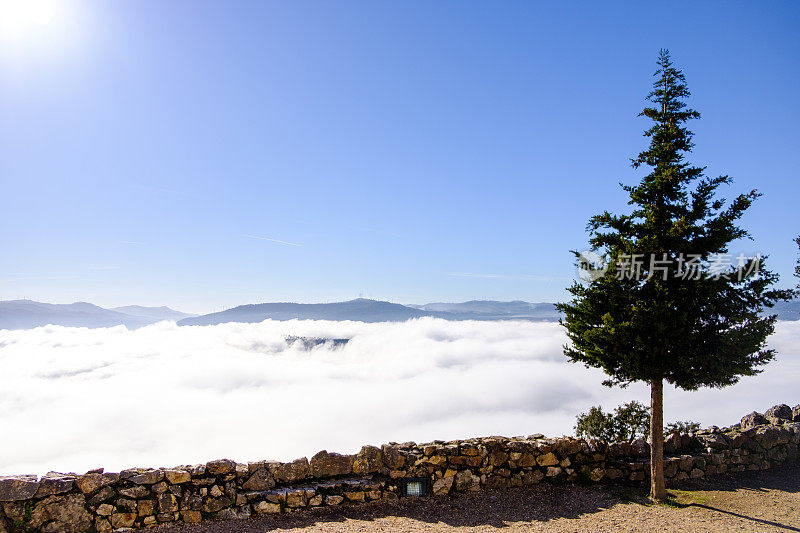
206,459,236,476
110,512,136,529
310,451,354,478
273,458,311,483
130,469,164,485
324,495,344,505
536,452,559,466
254,501,281,514
741,412,768,429
164,469,191,484
432,476,454,495
35,473,75,498
353,446,383,475
765,404,793,424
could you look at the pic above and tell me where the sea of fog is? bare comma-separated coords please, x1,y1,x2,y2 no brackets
1,318,798,476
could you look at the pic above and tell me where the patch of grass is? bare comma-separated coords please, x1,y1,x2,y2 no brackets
665,489,710,507
608,486,711,509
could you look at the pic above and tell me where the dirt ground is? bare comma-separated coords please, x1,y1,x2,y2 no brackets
156,466,800,532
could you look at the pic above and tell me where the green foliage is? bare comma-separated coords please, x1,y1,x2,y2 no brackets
576,402,703,441
665,420,701,434
614,401,651,442
575,401,650,442
557,50,792,390
10,503,33,533
575,405,616,442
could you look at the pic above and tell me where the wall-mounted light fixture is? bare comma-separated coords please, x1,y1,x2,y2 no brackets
401,478,428,497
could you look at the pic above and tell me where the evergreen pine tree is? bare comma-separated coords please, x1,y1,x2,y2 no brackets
557,50,792,501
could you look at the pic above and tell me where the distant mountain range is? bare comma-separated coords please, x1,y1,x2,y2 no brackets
0,300,194,330
110,305,195,321
771,300,800,322
176,298,800,326
409,300,561,320
177,299,435,326
177,299,563,326
2,298,798,330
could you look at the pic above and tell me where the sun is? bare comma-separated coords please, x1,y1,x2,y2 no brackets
0,0,57,40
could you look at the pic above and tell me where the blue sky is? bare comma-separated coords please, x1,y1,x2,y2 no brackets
1,1,798,313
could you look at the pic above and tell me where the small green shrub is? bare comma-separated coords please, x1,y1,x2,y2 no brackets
576,402,704,442
665,420,701,434
575,406,616,442
613,401,651,442
575,401,649,442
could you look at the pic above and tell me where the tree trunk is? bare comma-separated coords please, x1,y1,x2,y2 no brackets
649,378,667,501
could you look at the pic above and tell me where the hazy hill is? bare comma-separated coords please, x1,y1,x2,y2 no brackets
111,305,195,321
0,300,192,330
177,299,434,326
3,298,797,330
412,300,560,320
180,298,800,326
178,298,561,326
770,300,800,322
0,300,153,330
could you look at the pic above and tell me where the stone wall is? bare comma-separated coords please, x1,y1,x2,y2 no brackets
1,403,798,532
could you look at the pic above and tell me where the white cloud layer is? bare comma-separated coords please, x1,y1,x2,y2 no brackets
0,319,798,476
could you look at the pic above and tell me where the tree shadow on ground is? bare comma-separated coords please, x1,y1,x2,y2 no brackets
669,465,800,495
658,466,800,532
683,504,800,532
157,466,800,532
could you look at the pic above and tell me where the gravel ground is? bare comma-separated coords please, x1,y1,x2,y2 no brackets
155,466,800,532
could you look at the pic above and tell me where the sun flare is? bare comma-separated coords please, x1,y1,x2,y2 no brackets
0,0,57,41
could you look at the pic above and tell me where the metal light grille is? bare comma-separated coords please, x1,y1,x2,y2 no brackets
405,480,424,497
